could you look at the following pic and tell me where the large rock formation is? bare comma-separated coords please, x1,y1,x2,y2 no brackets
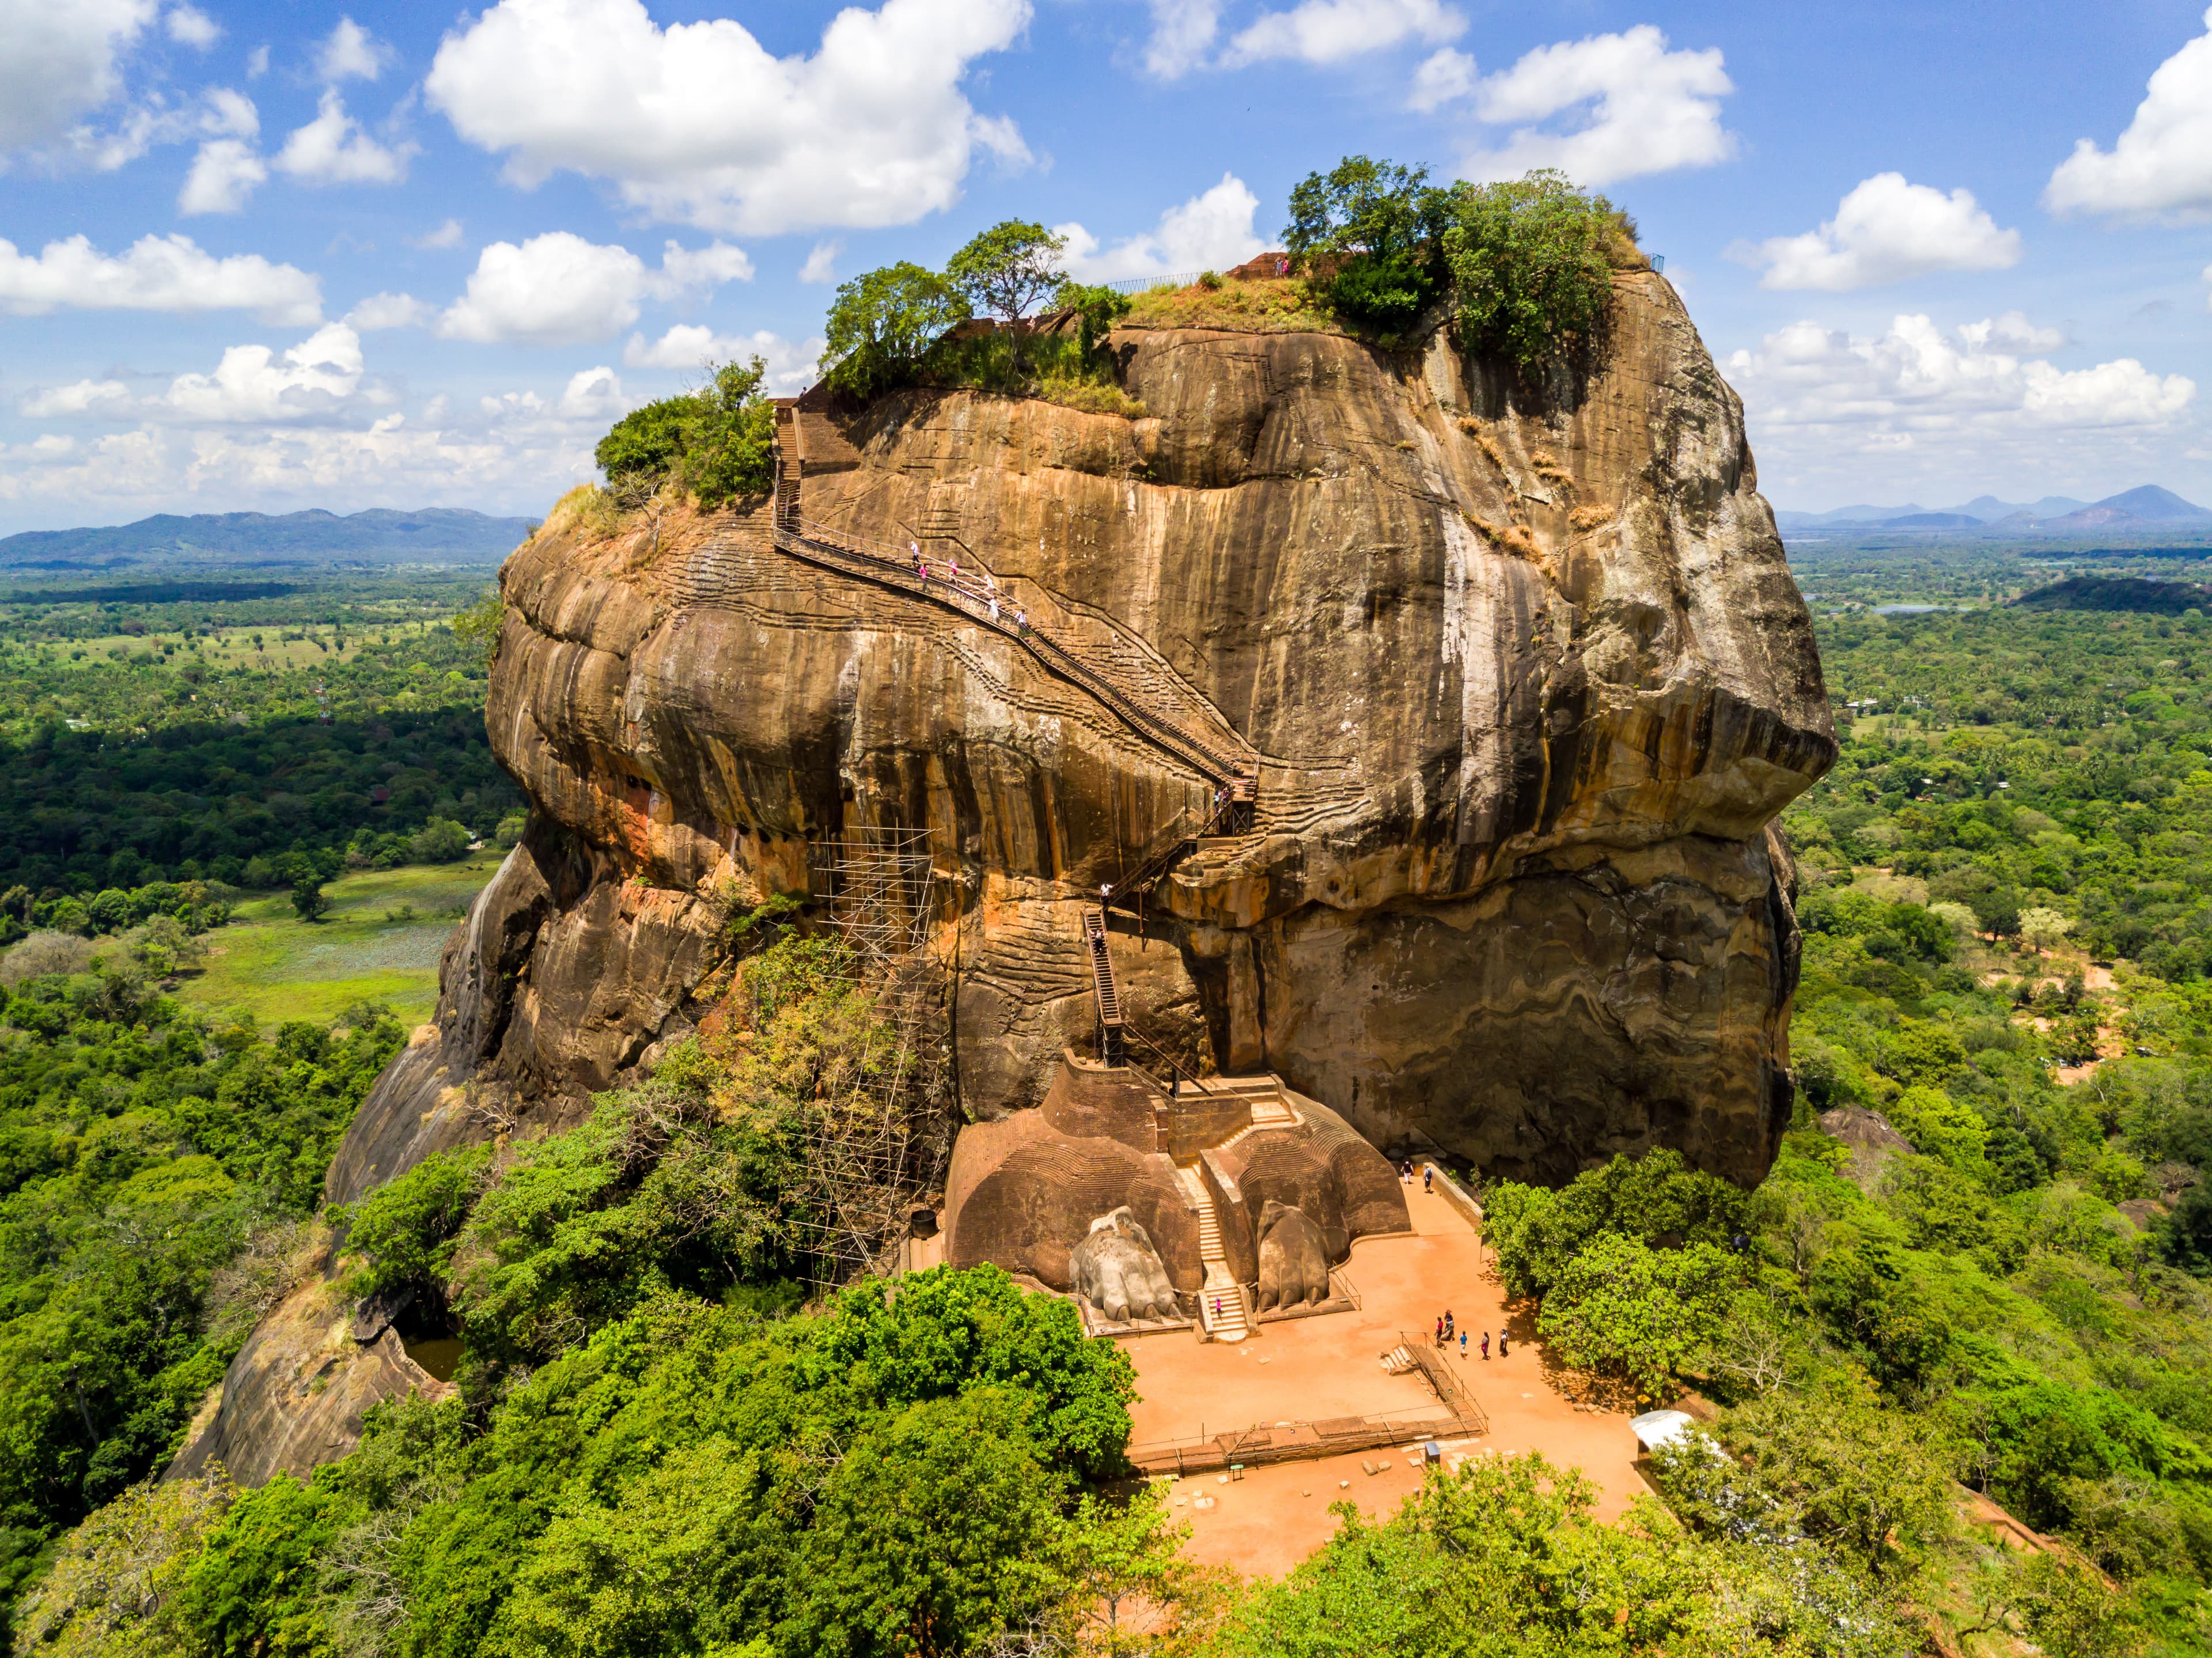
188,270,1831,1481
347,269,1825,1189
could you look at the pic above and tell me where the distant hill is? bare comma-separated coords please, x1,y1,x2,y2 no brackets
2014,576,2212,614
1777,486,2202,537
0,508,539,569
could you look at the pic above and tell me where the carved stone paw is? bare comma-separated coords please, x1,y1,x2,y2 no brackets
1070,1206,1181,1322
1256,1199,1332,1311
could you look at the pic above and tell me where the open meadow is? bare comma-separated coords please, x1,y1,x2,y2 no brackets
175,859,502,1027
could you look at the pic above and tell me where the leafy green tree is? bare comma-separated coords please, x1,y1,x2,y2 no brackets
1483,1148,1748,1299
1282,154,1455,333
822,263,970,396
1442,169,1627,369
1535,1232,1738,1401
289,875,330,922
944,221,1067,370
593,359,774,509
408,816,473,864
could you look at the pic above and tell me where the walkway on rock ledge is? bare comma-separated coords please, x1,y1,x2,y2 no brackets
770,407,1256,796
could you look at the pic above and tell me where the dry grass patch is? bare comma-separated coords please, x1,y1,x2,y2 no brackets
1121,275,1342,335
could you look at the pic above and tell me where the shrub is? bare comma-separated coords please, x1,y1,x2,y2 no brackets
593,357,775,509
408,816,472,864
341,1146,493,1302
1442,169,1627,369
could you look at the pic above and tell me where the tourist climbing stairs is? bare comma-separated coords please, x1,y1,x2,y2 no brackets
1174,1164,1249,1342
1084,907,1125,1066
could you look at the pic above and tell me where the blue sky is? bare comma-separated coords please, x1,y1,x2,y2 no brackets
2,0,2211,531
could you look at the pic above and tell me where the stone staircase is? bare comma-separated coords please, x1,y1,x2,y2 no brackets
1175,1164,1249,1343
1184,1075,1297,1127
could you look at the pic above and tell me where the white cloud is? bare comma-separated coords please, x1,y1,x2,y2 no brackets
316,17,391,84
179,137,266,214
0,233,320,324
0,417,599,523
159,323,374,423
556,366,625,420
411,218,465,250
1725,313,2195,468
423,0,1033,234
1143,0,1219,79
800,240,841,284
275,91,414,184
1408,47,1475,111
165,5,218,48
1457,24,1733,187
2045,6,2212,221
19,380,134,418
1734,173,2022,292
1056,173,1266,282
1224,0,1463,67
436,232,753,346
621,325,824,391
345,292,429,331
0,0,156,152
246,44,268,78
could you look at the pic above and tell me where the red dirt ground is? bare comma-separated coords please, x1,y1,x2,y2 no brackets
1126,1182,1652,1579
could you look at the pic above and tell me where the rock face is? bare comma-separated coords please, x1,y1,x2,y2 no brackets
377,269,1827,1190
187,271,1831,1483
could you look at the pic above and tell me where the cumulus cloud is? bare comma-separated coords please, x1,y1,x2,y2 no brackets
1143,0,1220,79
179,136,266,214
165,5,218,48
2045,6,2212,221
411,218,465,250
1734,173,2022,292
0,0,156,152
345,292,429,331
0,416,599,523
1724,313,2195,465
437,232,753,346
159,323,375,423
554,366,626,421
316,17,391,84
0,233,320,324
1456,24,1733,187
19,380,134,419
1408,47,1475,111
1224,0,1463,67
1056,173,1266,282
275,91,414,184
621,325,824,392
800,241,841,285
423,0,1033,234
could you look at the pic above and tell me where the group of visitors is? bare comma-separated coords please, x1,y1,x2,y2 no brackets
910,538,1028,635
1433,1309,1508,1361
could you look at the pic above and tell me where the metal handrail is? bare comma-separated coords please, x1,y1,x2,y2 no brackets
770,516,1242,786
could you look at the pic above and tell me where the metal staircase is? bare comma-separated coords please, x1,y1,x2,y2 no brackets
768,418,1255,796
1084,906,1125,1066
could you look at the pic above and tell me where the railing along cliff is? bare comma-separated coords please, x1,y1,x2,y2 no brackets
769,449,1247,793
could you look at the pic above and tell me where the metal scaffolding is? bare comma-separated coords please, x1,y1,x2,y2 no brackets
789,827,950,1289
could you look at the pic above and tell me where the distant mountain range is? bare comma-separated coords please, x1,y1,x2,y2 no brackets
1775,485,2211,537
0,508,540,569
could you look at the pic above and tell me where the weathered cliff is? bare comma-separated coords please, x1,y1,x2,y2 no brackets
347,270,1826,1193
184,270,1831,1481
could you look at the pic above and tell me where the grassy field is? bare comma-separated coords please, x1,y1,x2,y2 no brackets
175,859,504,1028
